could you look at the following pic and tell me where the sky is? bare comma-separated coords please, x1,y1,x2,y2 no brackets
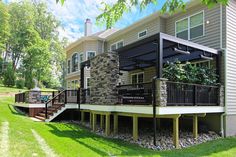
3,0,167,43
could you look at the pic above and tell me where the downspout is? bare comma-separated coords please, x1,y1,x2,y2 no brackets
220,4,227,137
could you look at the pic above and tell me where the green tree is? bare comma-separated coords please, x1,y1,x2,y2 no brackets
3,64,16,87
0,1,10,54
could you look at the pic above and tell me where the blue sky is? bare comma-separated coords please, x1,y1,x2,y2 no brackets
3,0,167,43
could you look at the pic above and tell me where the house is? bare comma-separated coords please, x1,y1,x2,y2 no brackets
14,0,236,149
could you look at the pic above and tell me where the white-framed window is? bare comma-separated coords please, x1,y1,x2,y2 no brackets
80,53,84,62
67,81,71,89
131,72,144,84
192,60,210,68
72,53,78,72
110,40,124,51
85,77,90,89
86,51,96,60
176,11,204,40
138,30,147,38
67,60,71,74
111,44,116,51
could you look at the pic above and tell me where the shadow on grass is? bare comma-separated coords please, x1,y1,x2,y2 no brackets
8,104,25,116
46,122,236,157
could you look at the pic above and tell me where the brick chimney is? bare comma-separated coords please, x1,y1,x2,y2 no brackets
84,18,92,36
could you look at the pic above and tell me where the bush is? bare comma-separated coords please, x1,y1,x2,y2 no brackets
3,64,16,87
16,78,25,89
163,60,218,85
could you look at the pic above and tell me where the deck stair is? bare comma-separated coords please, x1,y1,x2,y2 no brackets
34,89,80,122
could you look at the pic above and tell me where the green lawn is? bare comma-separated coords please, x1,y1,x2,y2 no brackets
1,96,236,157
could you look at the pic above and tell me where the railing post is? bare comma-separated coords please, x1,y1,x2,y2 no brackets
45,102,48,119
152,77,157,146
77,88,80,109
65,90,67,104
193,85,197,106
52,91,55,106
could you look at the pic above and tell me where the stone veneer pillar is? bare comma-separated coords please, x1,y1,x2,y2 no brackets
219,85,224,107
155,78,168,107
90,52,119,105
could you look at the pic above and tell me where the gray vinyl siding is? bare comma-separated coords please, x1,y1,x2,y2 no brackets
106,17,162,51
226,0,236,115
166,4,222,50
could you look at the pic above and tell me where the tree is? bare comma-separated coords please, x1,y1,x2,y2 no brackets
3,64,16,87
0,2,10,54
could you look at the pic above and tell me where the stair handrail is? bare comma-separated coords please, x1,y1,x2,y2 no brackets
45,90,66,119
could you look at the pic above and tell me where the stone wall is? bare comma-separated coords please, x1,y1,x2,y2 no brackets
90,52,119,105
155,78,168,107
219,85,224,107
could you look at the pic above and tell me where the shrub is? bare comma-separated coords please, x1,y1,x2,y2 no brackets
16,78,25,89
3,64,16,87
163,60,218,85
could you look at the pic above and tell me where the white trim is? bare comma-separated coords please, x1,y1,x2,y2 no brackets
191,60,210,67
86,51,96,60
85,77,90,89
70,104,224,115
13,103,46,108
131,72,144,84
138,29,147,39
175,10,205,40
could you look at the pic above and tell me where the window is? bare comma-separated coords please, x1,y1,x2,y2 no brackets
176,18,188,40
110,40,124,51
138,30,147,38
176,11,204,40
192,60,210,68
86,77,90,89
87,51,96,60
67,60,71,74
80,53,84,62
111,44,116,51
131,72,144,84
190,12,204,39
117,41,124,49
72,53,78,72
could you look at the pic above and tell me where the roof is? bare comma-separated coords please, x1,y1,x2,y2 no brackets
65,28,119,52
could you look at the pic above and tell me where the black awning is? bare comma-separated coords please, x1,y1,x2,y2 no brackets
116,32,218,71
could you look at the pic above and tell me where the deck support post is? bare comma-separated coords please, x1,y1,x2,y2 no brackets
113,114,118,134
133,115,138,141
90,112,93,128
105,114,111,136
81,111,85,123
173,115,180,149
100,115,104,129
92,113,97,131
193,115,198,139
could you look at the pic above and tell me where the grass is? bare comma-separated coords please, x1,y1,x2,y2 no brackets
1,96,236,156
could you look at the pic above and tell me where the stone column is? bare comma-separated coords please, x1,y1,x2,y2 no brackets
90,52,119,105
156,78,168,107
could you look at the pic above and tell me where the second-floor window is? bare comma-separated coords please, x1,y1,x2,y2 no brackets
67,60,71,74
87,51,96,60
176,11,204,40
72,53,78,72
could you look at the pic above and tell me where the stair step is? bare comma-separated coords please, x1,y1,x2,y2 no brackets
35,115,46,121
41,110,54,114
